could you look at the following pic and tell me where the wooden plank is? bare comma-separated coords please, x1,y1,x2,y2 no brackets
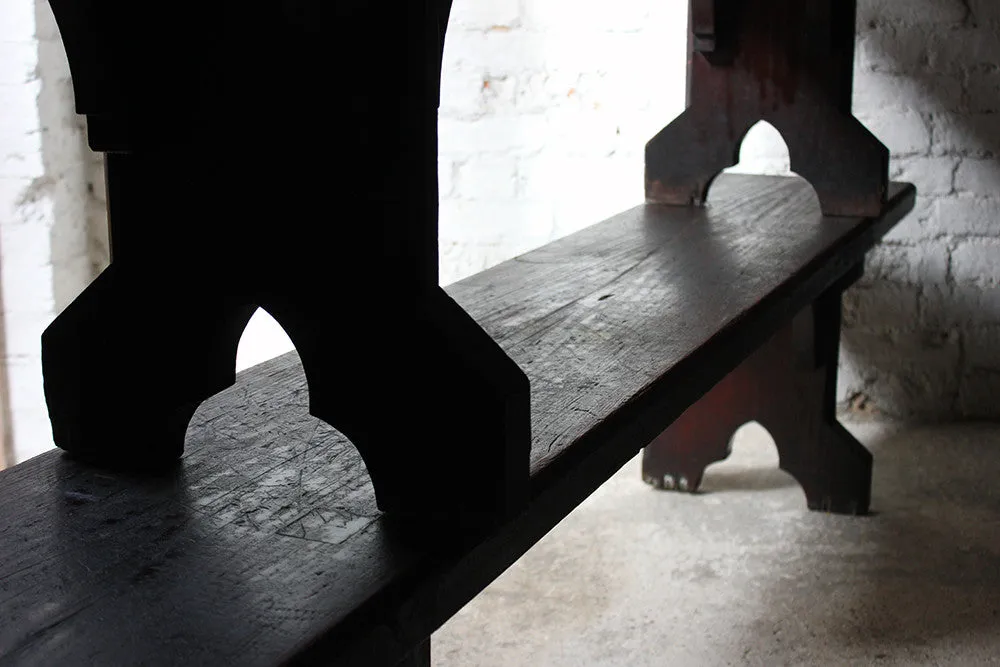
0,175,914,666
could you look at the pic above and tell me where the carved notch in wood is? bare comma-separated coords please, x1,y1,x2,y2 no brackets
41,0,530,522
647,0,888,217
691,0,718,53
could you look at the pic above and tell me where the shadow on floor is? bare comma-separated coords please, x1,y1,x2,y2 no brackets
801,422,1000,656
435,420,1000,666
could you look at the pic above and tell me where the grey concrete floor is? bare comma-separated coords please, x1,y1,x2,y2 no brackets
434,420,1000,666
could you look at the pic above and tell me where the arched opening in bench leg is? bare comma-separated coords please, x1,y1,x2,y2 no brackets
701,120,824,213
261,290,530,524
644,0,888,218
642,282,872,516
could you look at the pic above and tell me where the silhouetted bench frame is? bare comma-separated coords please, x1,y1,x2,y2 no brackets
0,1,914,665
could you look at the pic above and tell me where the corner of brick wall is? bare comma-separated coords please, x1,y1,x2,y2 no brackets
839,0,1000,419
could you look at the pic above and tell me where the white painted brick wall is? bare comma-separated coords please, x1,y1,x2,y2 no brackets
0,0,96,464
437,0,686,286
841,1,1000,418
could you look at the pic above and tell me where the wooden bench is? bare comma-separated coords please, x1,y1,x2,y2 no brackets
0,175,913,665
0,1,915,665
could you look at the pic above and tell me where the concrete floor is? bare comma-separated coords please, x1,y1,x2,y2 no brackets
434,420,1000,666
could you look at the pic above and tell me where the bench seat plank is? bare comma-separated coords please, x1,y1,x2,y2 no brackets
0,175,914,666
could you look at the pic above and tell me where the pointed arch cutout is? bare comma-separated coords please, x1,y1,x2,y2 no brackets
184,343,380,538
185,305,380,522
705,120,821,212
726,120,792,177
236,308,297,372
699,421,798,493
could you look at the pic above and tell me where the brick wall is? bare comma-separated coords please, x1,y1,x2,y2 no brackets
841,0,1000,418
438,0,686,284
0,0,97,463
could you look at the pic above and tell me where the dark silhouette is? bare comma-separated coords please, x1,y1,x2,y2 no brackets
42,0,531,522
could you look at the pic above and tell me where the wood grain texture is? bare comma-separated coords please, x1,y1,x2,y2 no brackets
0,175,914,666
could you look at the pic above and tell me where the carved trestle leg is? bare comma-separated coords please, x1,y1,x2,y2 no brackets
41,0,531,524
645,0,888,218
641,271,871,515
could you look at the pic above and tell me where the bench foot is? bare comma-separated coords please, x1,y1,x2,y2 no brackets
642,280,871,515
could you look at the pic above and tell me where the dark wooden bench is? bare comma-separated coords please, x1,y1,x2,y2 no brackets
0,175,913,665
0,0,914,665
